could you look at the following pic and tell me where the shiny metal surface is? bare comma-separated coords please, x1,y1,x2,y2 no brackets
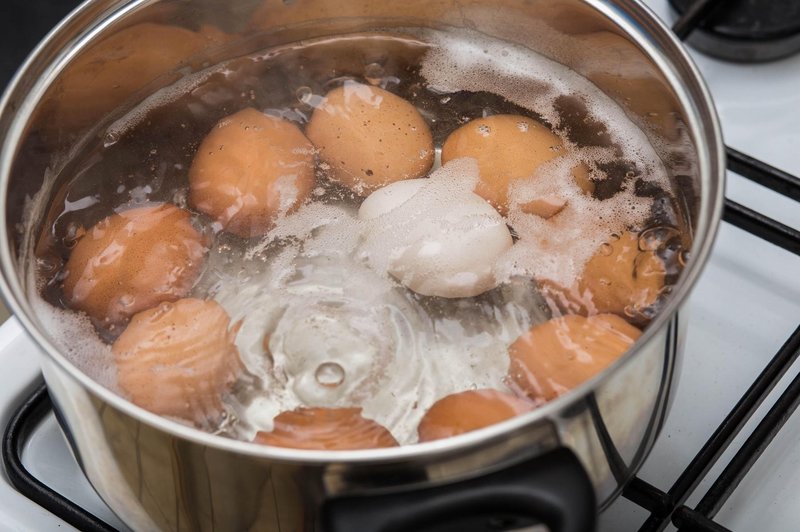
0,0,724,530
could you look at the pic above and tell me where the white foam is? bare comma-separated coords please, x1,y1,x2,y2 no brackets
500,153,652,286
419,28,666,286
419,28,669,187
27,288,119,391
18,161,120,393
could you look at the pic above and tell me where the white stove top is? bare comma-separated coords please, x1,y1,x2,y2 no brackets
0,1,799,530
602,1,800,529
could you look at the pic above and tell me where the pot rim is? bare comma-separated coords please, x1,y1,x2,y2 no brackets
0,0,725,464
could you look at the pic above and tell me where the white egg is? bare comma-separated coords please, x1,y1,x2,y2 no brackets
359,178,428,220
358,165,513,298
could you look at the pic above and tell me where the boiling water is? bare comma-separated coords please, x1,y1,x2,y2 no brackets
30,29,687,444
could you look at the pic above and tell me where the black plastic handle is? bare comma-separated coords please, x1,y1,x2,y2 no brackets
320,447,596,532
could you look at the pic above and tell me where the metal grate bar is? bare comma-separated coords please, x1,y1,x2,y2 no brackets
1,382,118,532
723,199,800,256
727,148,800,202
672,506,733,532
687,326,800,522
631,141,800,531
622,477,671,515
633,323,800,531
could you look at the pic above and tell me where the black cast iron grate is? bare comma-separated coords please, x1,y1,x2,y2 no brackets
2,2,800,531
616,4,800,530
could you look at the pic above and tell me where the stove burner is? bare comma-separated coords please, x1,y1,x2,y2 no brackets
670,0,800,62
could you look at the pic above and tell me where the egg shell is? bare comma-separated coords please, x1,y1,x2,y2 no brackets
306,82,434,195
189,108,316,237
578,231,666,317
417,389,534,442
517,163,595,218
51,23,227,130
442,114,593,217
508,314,641,403
254,407,398,450
358,177,513,298
62,203,208,325
112,298,242,422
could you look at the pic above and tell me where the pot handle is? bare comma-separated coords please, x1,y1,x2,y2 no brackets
319,447,596,532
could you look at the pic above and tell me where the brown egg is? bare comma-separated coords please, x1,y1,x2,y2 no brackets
578,231,667,317
62,204,208,325
442,114,593,216
508,314,641,403
51,23,227,130
112,298,241,422
306,82,434,195
254,408,398,450
189,108,316,237
417,389,534,442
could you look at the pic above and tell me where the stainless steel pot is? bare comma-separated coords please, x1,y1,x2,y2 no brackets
0,0,724,530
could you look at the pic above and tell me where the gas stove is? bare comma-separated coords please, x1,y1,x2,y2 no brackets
0,0,799,531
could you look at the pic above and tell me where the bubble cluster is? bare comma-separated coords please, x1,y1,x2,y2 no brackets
419,29,670,287
29,289,119,391
419,29,669,184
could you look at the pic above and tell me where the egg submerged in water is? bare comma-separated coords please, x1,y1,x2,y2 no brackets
307,81,434,195
442,114,594,217
579,231,667,319
112,298,242,423
417,389,534,442
62,203,209,326
507,313,641,404
189,107,316,237
254,407,399,450
358,158,513,298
